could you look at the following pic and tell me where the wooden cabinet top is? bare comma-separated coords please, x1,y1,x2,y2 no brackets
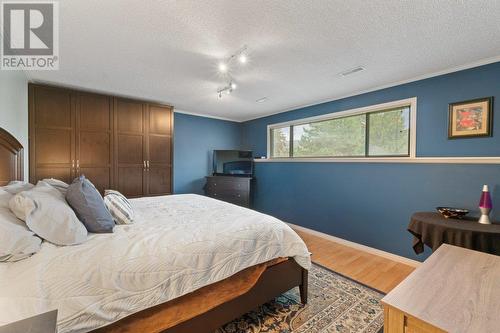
382,244,500,333
206,176,253,181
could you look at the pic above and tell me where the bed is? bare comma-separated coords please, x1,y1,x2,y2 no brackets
0,128,310,333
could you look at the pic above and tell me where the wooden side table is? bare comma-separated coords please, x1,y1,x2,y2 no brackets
382,244,500,333
408,212,500,255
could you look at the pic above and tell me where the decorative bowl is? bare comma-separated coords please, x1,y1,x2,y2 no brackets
436,207,469,219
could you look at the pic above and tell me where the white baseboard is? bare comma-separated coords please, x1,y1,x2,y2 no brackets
288,223,421,268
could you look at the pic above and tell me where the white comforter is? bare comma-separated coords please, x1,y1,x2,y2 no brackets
0,194,310,332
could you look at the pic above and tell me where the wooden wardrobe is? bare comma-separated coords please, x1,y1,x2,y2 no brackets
29,84,173,197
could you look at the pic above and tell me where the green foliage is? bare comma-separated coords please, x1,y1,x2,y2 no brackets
271,107,410,158
294,115,366,157
271,128,290,157
368,109,409,156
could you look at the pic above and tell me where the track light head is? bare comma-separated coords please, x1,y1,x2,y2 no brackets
218,62,228,73
238,54,247,64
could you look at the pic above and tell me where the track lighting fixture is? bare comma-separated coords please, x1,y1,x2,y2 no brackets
216,46,248,98
217,46,248,74
217,81,237,99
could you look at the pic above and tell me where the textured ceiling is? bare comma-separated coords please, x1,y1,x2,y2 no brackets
26,0,500,121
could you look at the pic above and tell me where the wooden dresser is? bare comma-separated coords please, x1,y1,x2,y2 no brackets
382,244,500,333
204,176,252,208
28,83,173,197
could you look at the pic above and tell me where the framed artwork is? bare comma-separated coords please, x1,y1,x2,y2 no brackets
448,97,493,138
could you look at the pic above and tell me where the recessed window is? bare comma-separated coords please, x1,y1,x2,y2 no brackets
270,126,290,158
267,98,415,159
293,115,366,157
367,107,410,157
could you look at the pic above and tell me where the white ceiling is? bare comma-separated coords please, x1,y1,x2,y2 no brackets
26,0,500,122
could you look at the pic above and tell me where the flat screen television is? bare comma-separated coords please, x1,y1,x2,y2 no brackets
213,150,253,176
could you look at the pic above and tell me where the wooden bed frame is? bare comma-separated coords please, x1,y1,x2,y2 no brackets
0,128,24,186
0,127,308,333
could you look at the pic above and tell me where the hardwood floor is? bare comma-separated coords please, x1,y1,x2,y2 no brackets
294,229,416,294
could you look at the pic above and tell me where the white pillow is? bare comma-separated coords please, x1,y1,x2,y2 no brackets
0,207,42,262
0,189,12,209
40,178,69,195
3,181,35,194
104,190,134,224
9,183,87,246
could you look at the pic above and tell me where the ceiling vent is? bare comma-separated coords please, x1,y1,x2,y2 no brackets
340,66,365,77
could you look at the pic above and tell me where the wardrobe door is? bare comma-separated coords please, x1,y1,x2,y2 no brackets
76,92,113,194
114,98,146,197
146,104,173,195
29,85,76,184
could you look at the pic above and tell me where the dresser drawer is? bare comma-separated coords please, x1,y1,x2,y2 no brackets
383,305,445,333
217,194,249,207
405,316,444,333
205,178,249,191
207,188,248,199
204,184,249,195
207,191,249,206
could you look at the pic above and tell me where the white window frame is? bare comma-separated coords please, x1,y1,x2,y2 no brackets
266,97,417,162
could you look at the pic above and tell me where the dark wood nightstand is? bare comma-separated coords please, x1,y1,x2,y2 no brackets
0,310,57,333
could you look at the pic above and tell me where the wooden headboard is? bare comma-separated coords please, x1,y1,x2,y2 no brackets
0,128,24,185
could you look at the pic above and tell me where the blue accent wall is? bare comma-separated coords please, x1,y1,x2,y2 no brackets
174,113,242,194
242,62,500,261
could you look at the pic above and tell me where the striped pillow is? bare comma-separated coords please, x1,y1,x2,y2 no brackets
103,190,134,225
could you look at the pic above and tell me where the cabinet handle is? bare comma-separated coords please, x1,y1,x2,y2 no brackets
76,160,80,169
72,160,75,168
146,160,150,170
143,160,146,170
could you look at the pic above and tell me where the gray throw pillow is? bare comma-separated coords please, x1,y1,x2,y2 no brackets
66,175,114,233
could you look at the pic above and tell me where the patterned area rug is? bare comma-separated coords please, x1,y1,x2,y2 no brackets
216,263,384,333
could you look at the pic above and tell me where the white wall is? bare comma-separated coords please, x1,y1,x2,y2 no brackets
0,71,29,180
